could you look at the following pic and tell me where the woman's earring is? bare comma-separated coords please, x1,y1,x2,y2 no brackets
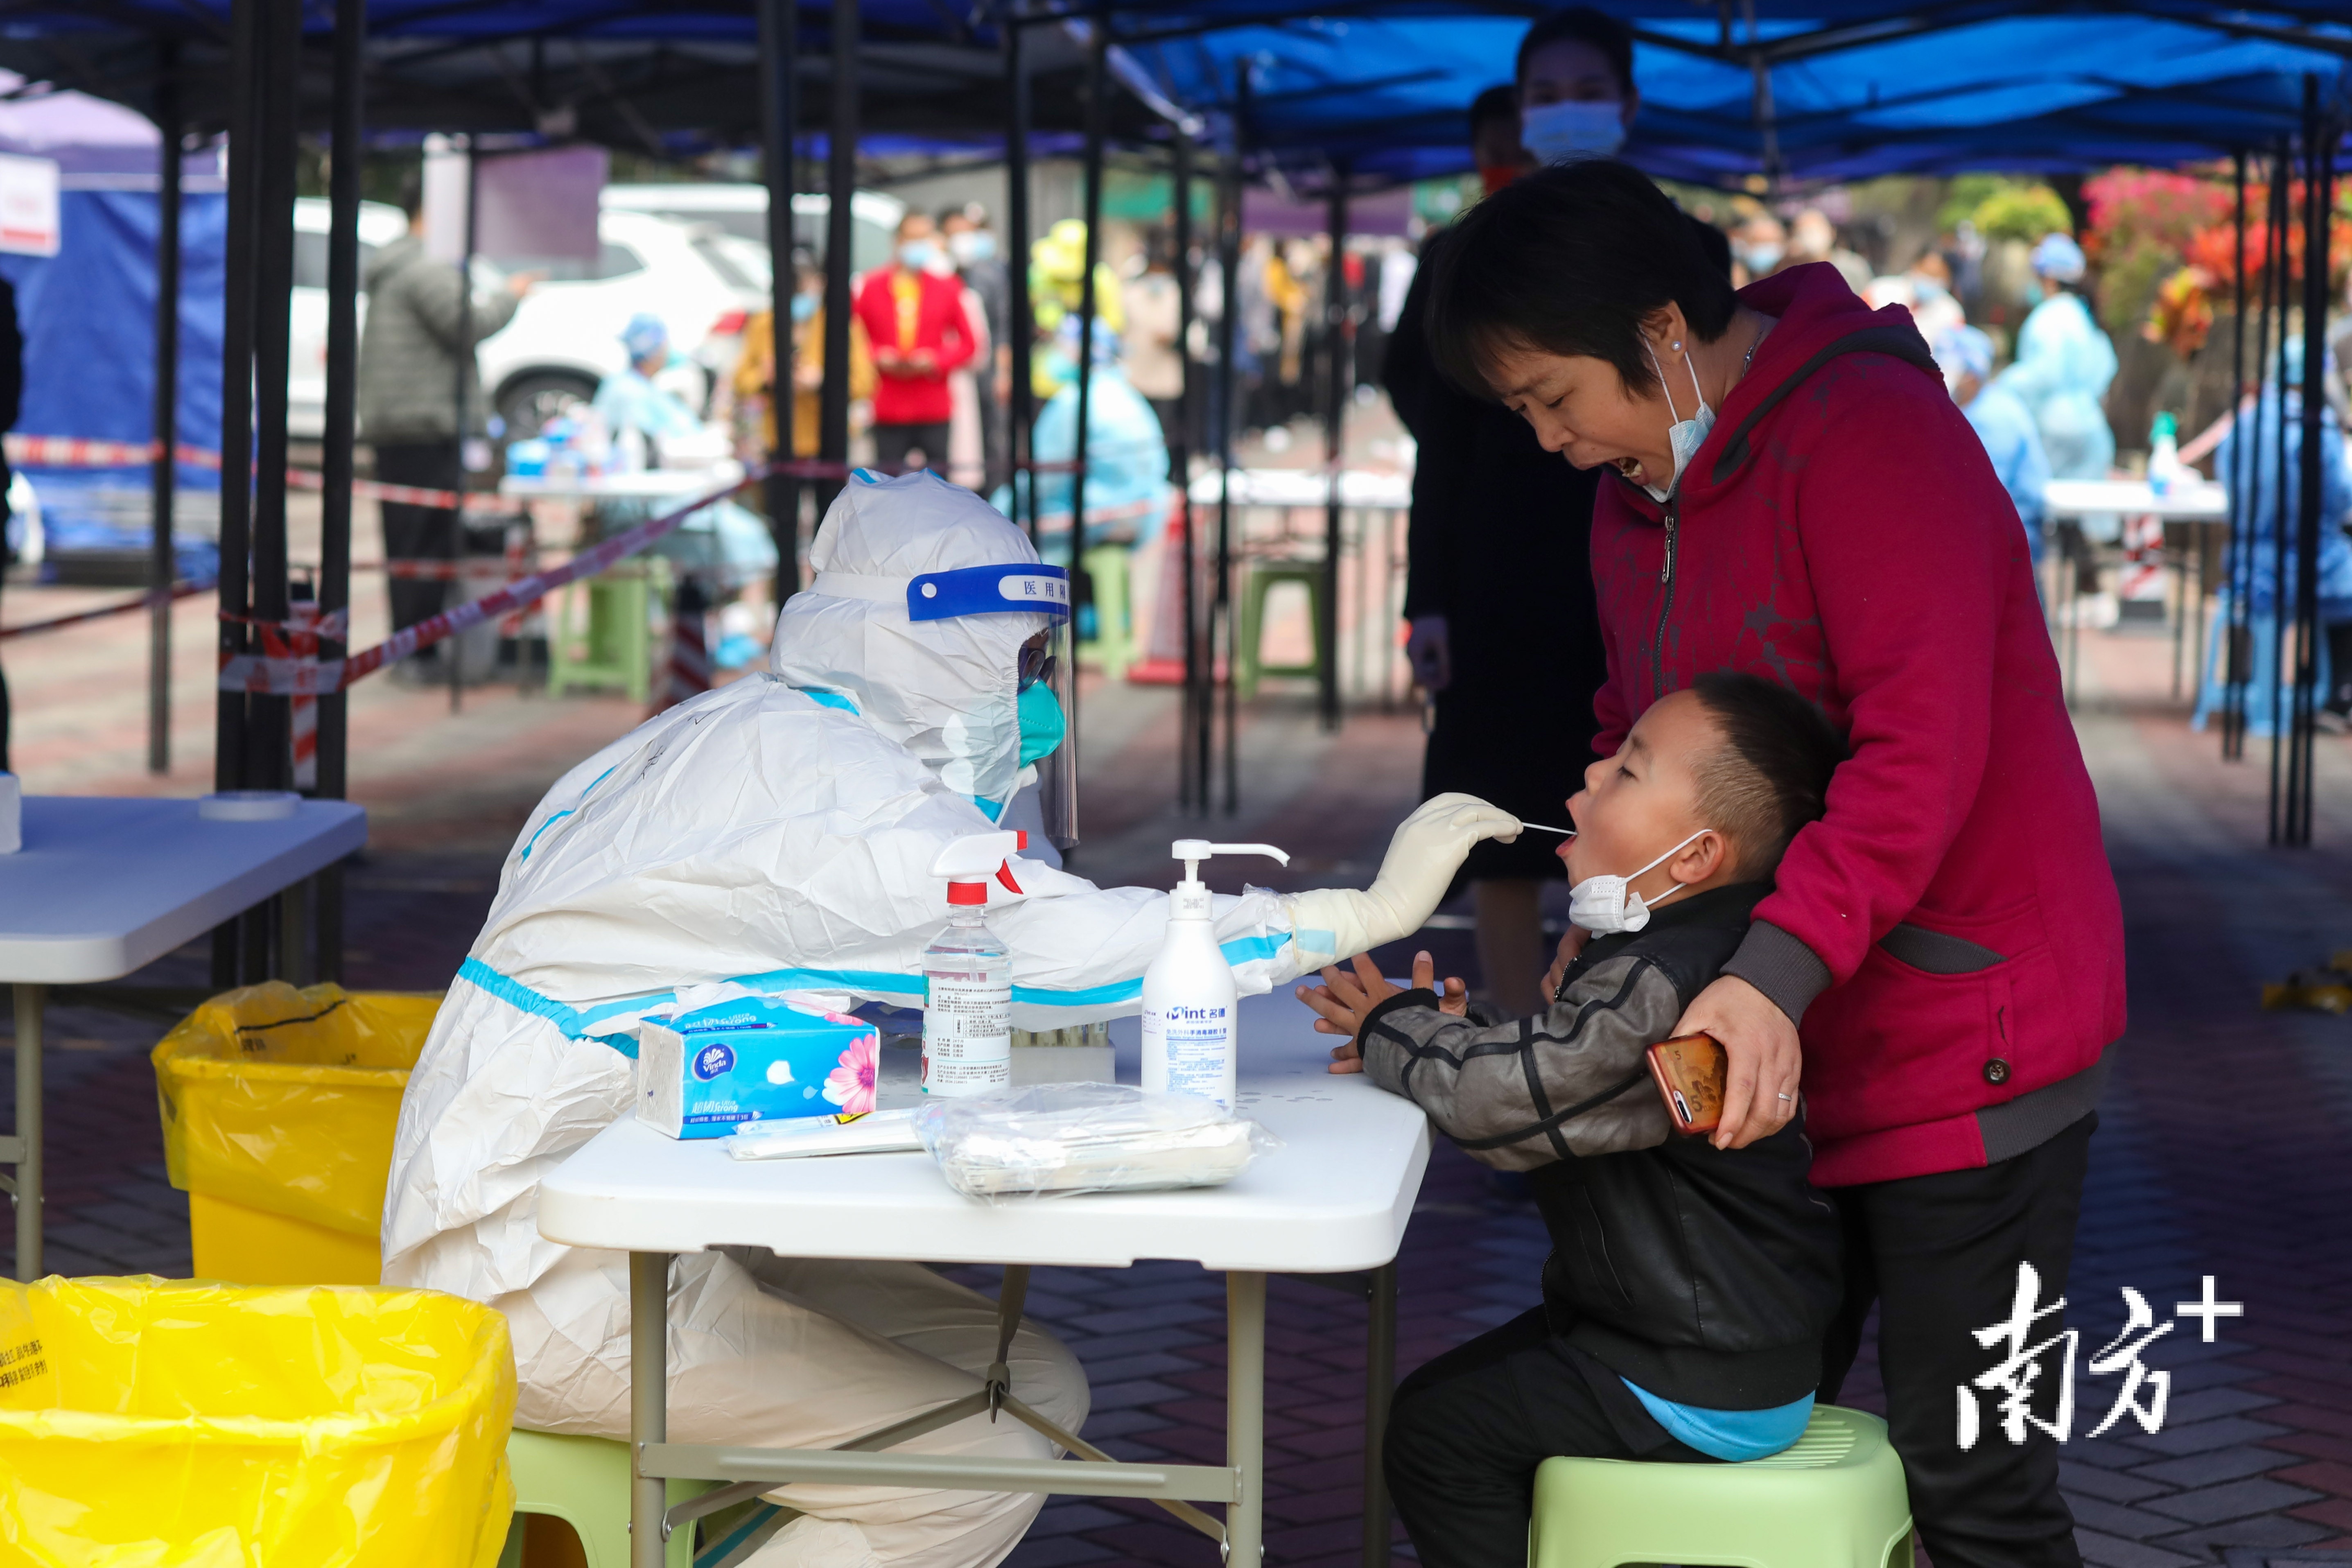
1671,340,1683,351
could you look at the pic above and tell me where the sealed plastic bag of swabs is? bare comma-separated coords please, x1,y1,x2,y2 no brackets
912,1082,1278,1201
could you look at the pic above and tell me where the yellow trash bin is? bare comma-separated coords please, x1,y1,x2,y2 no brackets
0,1275,516,1567
153,982,440,1285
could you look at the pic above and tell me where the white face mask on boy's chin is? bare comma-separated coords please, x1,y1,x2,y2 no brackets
1568,828,1711,935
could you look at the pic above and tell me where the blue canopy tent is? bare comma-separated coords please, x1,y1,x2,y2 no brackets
1099,7,2352,187
0,0,2339,963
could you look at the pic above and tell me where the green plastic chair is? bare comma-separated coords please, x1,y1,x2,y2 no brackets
1527,1404,1913,1568
1078,544,1136,683
548,563,659,705
497,1428,734,1568
1236,560,1325,699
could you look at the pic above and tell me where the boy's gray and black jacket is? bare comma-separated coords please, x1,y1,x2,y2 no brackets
1356,882,1841,1408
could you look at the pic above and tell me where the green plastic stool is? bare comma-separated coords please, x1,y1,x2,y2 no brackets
1527,1404,1913,1568
497,1428,727,1568
548,564,657,705
1236,560,1324,699
1077,544,1137,682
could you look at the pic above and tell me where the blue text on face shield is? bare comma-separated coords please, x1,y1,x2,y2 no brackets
1018,681,1067,767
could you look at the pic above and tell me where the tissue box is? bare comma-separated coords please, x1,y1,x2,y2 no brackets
636,994,881,1139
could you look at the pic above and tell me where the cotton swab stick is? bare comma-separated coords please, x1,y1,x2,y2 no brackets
1519,822,1577,836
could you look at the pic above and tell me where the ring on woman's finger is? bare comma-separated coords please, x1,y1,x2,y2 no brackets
1775,1092,1794,1102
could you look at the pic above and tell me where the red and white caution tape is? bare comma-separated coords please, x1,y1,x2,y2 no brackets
4,434,224,470
217,466,765,696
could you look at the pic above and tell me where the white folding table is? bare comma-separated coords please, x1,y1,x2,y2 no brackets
0,794,368,1278
2040,477,2232,705
538,990,1432,1568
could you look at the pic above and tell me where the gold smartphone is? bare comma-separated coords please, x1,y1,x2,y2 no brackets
1646,1031,1728,1136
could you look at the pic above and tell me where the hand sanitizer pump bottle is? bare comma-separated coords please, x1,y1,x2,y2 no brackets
1141,839,1289,1108
923,831,1026,1097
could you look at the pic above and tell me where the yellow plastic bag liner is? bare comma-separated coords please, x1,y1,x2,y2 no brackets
154,983,438,1279
0,1275,515,1568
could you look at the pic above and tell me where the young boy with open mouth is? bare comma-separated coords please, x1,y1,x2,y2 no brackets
1299,673,1851,1568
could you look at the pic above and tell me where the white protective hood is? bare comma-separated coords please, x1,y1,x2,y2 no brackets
454,468,1304,1027
771,470,1050,812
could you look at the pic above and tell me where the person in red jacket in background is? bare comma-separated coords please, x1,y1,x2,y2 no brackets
854,211,980,474
1424,160,2125,1568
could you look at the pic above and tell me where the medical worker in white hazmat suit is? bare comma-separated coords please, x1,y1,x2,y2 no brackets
383,470,1520,1568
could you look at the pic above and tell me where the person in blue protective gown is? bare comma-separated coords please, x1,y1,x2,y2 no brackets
382,470,1520,1568
592,312,703,447
1936,324,2052,567
1997,235,2119,601
993,317,1172,550
2194,337,2352,737
591,312,776,589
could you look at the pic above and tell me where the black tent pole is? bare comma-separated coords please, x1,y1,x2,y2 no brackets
2268,136,2291,845
819,0,857,514
2290,75,2327,846
252,0,302,980
447,145,474,717
1319,171,1348,732
317,0,364,985
1003,0,1035,544
757,0,800,602
1217,66,1247,815
2222,148,2246,761
1069,16,1106,779
147,42,180,779
1172,124,1199,812
213,0,262,989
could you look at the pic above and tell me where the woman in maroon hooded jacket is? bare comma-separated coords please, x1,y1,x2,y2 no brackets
1423,160,2125,1568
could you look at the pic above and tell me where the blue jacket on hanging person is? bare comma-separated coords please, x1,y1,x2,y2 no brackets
2192,370,2352,736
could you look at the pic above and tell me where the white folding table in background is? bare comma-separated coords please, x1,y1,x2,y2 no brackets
2040,477,2231,705
0,794,367,1279
539,989,1432,1568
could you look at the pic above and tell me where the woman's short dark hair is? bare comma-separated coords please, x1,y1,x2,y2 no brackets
1423,159,1738,399
1685,673,1848,879
1516,7,1635,96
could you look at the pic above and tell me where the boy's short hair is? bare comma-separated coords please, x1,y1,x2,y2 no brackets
1686,673,1848,879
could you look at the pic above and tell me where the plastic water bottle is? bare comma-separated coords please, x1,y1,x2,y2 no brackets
2149,411,2180,498
922,834,1019,1096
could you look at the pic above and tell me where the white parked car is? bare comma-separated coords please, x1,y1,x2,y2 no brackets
290,200,774,443
476,207,779,439
601,183,904,276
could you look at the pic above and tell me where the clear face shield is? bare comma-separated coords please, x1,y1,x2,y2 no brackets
907,561,1078,850
1023,613,1078,850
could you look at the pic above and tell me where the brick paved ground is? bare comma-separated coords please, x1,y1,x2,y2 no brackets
3,584,2349,1565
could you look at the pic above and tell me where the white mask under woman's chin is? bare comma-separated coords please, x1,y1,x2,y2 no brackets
1635,339,1715,503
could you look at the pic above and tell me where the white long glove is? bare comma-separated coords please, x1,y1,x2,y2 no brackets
1283,793,1523,968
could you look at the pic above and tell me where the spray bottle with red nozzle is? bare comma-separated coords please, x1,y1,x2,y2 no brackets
922,831,1030,1096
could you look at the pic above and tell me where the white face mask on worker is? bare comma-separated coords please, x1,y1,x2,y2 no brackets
1568,829,1710,934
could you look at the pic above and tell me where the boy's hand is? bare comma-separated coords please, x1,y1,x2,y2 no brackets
1538,926,1593,1005
1295,951,1466,1074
